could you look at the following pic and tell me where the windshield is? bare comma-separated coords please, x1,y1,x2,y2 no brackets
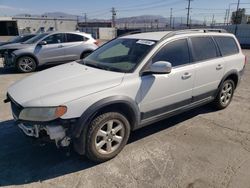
82,38,156,73
23,33,48,44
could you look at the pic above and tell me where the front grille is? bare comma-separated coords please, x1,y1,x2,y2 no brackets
8,94,23,119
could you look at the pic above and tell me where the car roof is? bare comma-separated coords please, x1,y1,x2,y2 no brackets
121,29,234,41
43,31,92,38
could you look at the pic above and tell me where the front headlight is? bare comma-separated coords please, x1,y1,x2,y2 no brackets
19,106,67,122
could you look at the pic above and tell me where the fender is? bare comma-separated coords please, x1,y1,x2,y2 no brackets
72,96,140,155
14,53,39,65
215,69,239,97
218,69,239,88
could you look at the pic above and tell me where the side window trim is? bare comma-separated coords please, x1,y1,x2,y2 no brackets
188,36,221,64
140,37,192,73
212,36,240,57
43,33,64,44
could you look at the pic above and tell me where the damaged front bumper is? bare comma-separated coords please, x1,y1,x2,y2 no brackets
3,51,16,68
17,123,72,147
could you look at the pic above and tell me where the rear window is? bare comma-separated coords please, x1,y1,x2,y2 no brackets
66,34,85,42
191,37,218,62
214,36,239,56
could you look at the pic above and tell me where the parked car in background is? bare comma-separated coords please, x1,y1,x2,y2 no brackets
0,34,36,57
2,31,98,72
5,29,246,162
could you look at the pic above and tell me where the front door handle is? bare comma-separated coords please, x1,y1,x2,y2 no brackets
182,72,192,80
216,64,223,70
58,45,64,48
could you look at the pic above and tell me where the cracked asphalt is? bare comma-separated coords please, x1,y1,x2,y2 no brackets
0,50,250,188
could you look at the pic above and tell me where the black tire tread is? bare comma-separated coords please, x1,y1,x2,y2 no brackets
213,79,235,110
85,112,130,163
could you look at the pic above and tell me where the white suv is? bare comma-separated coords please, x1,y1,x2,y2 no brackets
5,29,246,162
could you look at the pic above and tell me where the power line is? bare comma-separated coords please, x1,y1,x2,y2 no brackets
115,0,167,10
118,0,184,12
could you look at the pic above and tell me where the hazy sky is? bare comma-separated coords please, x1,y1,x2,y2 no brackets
0,0,250,23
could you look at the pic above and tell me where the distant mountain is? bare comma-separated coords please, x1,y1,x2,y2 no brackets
14,12,203,26
42,12,77,19
116,15,167,23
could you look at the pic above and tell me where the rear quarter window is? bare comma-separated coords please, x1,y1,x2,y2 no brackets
66,34,85,42
214,36,239,56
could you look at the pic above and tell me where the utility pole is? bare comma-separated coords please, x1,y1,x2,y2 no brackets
234,0,240,35
170,8,173,29
186,0,193,27
211,14,215,27
173,17,175,29
224,9,228,25
111,7,116,28
84,13,87,23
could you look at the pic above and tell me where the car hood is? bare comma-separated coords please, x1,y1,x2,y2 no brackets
0,43,33,50
8,62,125,107
0,42,9,46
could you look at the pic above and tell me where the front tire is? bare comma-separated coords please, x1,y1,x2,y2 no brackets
16,56,37,73
213,79,235,110
85,112,130,162
80,51,92,59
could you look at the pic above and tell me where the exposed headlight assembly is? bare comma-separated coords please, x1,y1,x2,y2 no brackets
19,106,67,122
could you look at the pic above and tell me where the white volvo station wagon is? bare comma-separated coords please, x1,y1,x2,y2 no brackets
5,29,246,162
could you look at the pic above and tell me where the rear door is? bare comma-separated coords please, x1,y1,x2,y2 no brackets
63,33,86,61
36,33,66,64
190,36,225,100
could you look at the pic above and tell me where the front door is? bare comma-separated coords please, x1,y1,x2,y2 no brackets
139,38,195,119
36,33,66,64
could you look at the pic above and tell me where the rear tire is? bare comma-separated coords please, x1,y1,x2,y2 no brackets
85,112,130,162
16,56,37,73
213,79,235,110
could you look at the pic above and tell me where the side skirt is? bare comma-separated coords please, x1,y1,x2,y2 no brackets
136,96,214,130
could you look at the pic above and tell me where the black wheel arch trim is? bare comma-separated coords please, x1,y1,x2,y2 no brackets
73,96,140,138
72,96,140,155
15,53,39,66
218,69,239,88
216,69,239,97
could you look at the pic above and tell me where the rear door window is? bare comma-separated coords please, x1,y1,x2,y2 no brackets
152,39,190,67
43,33,65,44
190,37,218,62
214,36,239,56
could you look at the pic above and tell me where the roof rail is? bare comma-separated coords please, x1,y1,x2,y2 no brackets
159,28,227,42
119,30,142,37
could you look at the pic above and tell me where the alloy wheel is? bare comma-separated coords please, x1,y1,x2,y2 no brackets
94,119,125,155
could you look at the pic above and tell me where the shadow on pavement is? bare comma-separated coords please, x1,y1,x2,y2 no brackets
0,104,216,186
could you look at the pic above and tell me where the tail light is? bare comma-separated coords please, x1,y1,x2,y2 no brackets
94,40,99,46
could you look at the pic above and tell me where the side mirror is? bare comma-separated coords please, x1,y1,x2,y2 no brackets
38,41,47,45
146,61,172,74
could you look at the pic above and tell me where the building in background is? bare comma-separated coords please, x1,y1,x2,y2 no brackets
231,8,250,24
0,16,78,41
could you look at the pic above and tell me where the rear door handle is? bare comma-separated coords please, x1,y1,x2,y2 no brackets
58,45,64,48
182,72,192,79
216,64,223,70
